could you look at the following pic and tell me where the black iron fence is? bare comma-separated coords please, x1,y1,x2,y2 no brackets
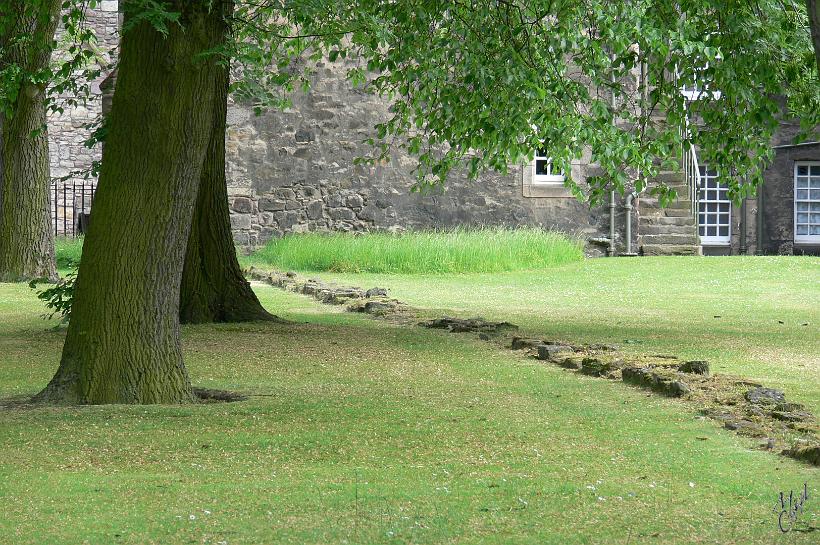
51,180,97,237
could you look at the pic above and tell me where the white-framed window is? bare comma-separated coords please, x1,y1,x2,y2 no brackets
794,162,820,243
697,166,731,245
532,149,565,185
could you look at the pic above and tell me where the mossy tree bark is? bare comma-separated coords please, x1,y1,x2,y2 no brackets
0,0,59,282
96,18,273,325
808,0,820,74
179,56,276,324
35,2,229,404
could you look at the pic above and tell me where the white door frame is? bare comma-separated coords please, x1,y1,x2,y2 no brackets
697,166,732,246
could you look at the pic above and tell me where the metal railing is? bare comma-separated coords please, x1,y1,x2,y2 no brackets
680,97,701,220
682,140,700,220
50,180,97,237
673,62,702,221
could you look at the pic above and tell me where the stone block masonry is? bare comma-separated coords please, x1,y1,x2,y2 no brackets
47,3,634,254
227,181,377,247
223,57,629,252
47,4,119,235
48,6,119,185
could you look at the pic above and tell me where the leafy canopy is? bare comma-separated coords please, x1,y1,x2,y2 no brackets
20,1,819,205
224,0,819,203
0,0,103,123
319,0,818,203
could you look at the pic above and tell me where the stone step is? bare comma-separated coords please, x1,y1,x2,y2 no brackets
639,198,691,210
640,207,694,217
641,244,701,256
641,233,700,245
647,185,690,195
651,171,686,185
638,224,698,235
638,215,697,227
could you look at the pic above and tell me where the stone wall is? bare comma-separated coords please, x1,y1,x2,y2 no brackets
45,3,633,253
47,2,119,235
759,143,820,255
223,58,630,253
49,4,819,257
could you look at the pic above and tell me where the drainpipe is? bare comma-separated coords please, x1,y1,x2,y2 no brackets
624,192,638,255
640,61,649,112
756,183,765,255
608,56,618,257
739,197,748,255
626,59,648,258
609,190,617,256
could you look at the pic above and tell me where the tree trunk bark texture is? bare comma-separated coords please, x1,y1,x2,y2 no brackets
808,0,820,75
96,15,273,325
36,2,229,404
179,61,277,324
0,0,59,282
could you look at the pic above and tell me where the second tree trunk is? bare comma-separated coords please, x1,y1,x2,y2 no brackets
98,37,275,325
179,59,276,324
0,0,59,282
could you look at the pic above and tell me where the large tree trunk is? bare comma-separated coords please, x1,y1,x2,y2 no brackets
808,0,820,74
35,2,228,404
0,0,59,282
179,54,277,324
97,21,273,325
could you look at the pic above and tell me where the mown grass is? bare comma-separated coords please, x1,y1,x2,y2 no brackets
311,256,820,415
242,228,583,274
54,236,84,269
0,281,817,544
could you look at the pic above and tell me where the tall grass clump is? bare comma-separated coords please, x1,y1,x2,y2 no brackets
55,236,84,269
245,228,583,274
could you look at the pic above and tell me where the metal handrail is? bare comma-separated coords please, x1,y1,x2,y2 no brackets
682,141,700,219
680,98,701,220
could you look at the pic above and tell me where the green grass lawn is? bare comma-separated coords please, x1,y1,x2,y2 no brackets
312,256,820,415
0,266,818,544
54,236,84,269
241,228,583,273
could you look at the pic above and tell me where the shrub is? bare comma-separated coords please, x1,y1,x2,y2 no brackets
27,237,83,324
30,269,76,324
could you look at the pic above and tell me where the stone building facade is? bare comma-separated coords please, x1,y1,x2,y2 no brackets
757,143,820,255
47,2,120,235
222,59,629,255
47,3,820,257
